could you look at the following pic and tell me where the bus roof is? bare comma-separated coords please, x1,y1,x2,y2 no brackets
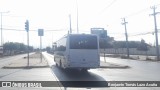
54,34,97,43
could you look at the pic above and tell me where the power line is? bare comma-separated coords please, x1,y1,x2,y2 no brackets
0,11,10,46
100,0,117,13
1,28,68,32
124,7,150,18
110,30,160,40
124,4,160,18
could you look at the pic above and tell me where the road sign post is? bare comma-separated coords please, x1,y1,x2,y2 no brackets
38,29,44,63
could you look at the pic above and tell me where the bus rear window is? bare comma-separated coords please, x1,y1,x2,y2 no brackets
70,35,98,49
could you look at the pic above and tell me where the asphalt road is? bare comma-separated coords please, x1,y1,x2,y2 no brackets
44,52,160,81
43,52,160,90
0,52,160,90
99,57,160,81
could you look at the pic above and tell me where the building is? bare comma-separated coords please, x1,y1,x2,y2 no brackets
90,28,107,38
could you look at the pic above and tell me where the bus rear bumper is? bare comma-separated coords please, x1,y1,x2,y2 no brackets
65,62,100,69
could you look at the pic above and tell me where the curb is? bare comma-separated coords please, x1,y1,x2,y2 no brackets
3,66,49,69
100,65,130,69
100,62,130,69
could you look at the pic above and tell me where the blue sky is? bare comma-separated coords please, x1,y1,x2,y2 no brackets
0,0,160,48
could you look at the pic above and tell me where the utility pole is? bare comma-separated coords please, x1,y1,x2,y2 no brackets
121,18,129,58
150,6,160,61
1,12,2,46
0,11,9,46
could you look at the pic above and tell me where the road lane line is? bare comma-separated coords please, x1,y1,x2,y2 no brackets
42,52,64,89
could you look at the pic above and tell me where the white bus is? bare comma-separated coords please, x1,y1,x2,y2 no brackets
54,34,100,71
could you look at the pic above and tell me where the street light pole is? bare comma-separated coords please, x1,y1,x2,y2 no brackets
1,13,2,46
0,11,9,46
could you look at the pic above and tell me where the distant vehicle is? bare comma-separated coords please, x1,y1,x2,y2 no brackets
0,46,3,55
54,34,100,71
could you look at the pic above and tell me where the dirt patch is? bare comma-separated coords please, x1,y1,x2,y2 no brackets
3,52,49,69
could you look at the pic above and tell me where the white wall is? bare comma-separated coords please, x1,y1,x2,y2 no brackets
100,47,158,56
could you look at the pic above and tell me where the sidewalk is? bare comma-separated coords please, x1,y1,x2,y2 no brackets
100,56,129,69
2,52,49,69
100,61,129,68
101,54,158,61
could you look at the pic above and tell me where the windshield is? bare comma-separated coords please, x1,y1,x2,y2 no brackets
70,35,98,49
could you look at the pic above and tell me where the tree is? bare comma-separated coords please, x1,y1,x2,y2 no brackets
3,42,33,55
99,39,113,49
3,42,15,55
137,39,149,57
46,46,51,53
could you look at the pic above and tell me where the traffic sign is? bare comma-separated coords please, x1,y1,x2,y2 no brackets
38,29,44,36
